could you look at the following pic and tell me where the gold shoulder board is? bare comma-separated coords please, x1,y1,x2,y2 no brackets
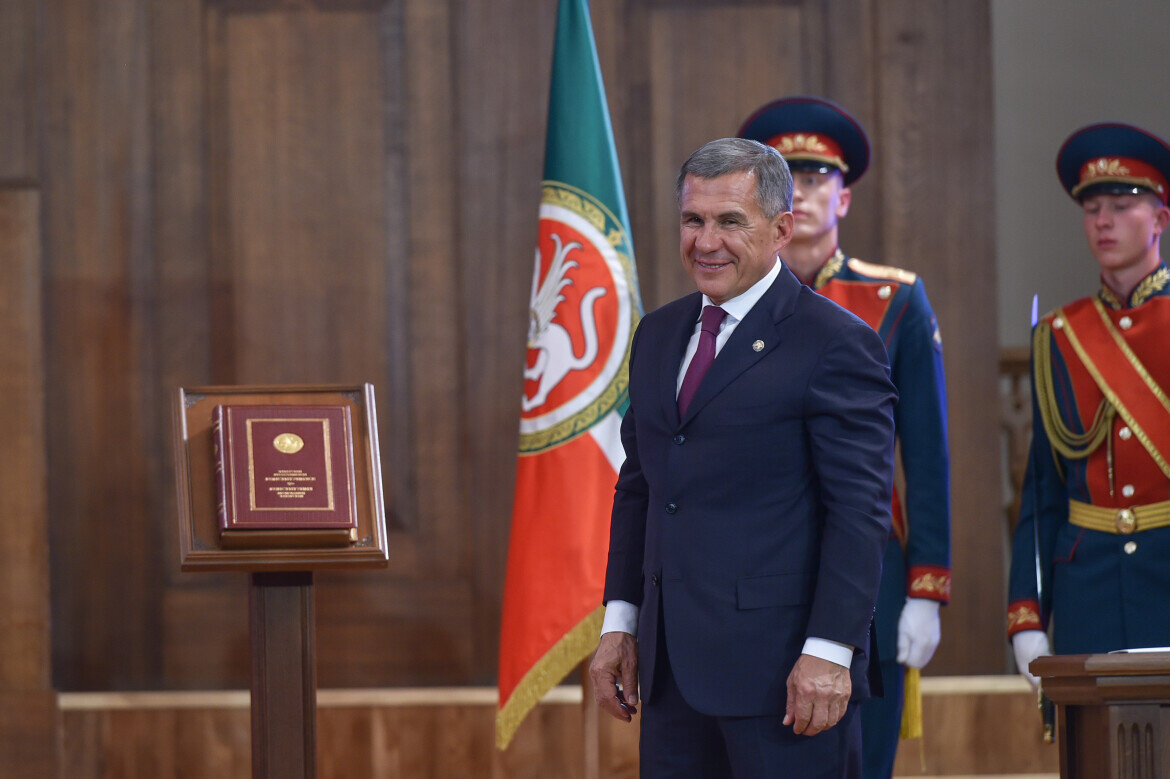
846,257,918,285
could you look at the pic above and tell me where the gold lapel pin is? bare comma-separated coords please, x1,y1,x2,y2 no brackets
752,340,765,352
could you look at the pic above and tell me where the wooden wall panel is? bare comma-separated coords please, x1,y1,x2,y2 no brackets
874,2,1003,673
0,0,39,184
0,191,50,688
58,680,1059,777
41,0,161,690
1,4,57,773
0,190,56,776
208,8,389,386
638,4,808,309
452,0,558,684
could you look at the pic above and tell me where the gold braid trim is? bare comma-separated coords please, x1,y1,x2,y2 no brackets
1130,267,1170,307
1067,300,1170,480
1007,602,1042,632
1098,283,1123,310
496,606,604,750
1032,318,1115,462
812,249,846,290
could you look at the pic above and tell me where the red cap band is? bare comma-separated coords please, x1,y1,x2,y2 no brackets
766,131,849,173
1075,155,1169,203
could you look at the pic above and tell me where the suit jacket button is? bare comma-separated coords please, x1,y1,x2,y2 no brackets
651,574,659,586
665,502,677,514
673,434,686,445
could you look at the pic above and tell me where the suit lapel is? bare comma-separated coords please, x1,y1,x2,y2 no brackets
678,267,801,426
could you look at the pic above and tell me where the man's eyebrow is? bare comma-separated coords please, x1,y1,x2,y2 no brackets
680,209,747,220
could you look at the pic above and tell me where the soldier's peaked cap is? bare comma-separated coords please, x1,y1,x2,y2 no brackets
1057,122,1170,205
737,95,870,186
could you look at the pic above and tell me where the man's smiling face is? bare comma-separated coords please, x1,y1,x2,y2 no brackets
678,170,794,305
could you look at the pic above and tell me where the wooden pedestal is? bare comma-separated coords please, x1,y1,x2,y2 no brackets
250,572,317,778
1032,651,1170,778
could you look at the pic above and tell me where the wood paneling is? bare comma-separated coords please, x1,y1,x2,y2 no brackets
874,2,1003,673
0,0,38,182
57,679,1058,777
0,190,50,689
3,0,1002,703
0,188,55,779
639,4,807,308
0,691,60,778
41,0,159,690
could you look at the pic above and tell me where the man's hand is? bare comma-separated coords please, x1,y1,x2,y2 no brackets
589,632,639,722
1012,629,1051,691
783,653,851,736
896,597,942,669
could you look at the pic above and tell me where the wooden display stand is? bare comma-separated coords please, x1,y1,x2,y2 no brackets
173,384,389,778
1032,651,1170,778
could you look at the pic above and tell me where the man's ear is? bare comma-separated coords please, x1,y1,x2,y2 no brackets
837,186,853,219
1155,202,1170,236
774,210,796,252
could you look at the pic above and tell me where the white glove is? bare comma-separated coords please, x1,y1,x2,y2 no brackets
896,597,941,668
1012,629,1051,691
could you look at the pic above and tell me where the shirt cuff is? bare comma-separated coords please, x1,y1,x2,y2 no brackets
802,637,854,668
601,600,639,637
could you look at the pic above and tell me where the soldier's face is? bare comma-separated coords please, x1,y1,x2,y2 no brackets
678,171,794,305
1081,193,1170,274
791,171,852,244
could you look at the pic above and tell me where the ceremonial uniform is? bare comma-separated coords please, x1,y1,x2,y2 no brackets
739,96,951,778
812,249,952,623
1008,123,1170,656
1008,265,1170,651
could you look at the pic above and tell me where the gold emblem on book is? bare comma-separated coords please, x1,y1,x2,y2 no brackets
273,433,305,454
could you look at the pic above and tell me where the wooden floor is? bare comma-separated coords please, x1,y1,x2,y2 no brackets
57,676,1060,778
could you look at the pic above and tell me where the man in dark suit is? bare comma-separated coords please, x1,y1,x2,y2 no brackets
588,137,897,777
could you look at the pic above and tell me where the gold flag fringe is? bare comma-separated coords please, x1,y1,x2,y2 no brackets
496,606,605,750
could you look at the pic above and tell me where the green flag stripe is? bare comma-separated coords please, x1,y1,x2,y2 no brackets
543,0,631,238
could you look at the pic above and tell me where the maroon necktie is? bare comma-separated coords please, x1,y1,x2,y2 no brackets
677,305,727,415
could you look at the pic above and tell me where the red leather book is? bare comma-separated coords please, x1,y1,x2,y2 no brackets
212,404,358,532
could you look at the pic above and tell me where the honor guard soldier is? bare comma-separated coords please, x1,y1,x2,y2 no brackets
1009,123,1170,686
739,96,951,779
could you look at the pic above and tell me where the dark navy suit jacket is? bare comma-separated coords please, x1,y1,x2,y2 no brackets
603,264,897,717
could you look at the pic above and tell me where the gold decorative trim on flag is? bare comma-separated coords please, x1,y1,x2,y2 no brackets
496,606,603,750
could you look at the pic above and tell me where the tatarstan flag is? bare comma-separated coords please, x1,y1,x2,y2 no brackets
496,0,642,750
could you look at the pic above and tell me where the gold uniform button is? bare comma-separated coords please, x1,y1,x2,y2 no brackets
1122,484,1135,498
1118,426,1133,440
1116,508,1137,535
1124,541,1137,555
878,285,892,300
1053,317,1064,329
1119,316,1133,330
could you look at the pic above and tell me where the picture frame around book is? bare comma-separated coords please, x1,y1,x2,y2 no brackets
173,383,389,572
